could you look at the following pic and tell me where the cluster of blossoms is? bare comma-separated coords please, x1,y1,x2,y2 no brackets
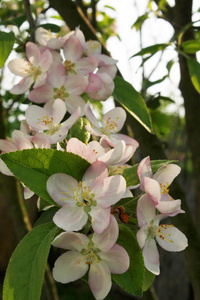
0,26,188,299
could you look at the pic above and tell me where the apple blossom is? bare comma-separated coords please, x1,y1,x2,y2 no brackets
52,215,129,300
137,156,184,215
25,99,80,143
47,160,126,233
136,194,188,275
28,61,88,115
8,42,53,94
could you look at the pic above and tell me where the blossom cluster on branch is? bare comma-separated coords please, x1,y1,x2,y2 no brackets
0,27,188,299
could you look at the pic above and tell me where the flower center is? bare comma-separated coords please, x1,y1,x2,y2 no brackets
102,117,120,135
53,86,69,100
109,165,128,176
71,182,97,208
80,247,101,265
148,223,174,243
64,60,76,74
37,115,60,135
159,182,172,200
29,65,42,81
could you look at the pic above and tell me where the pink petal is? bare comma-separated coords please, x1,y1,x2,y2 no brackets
53,251,88,283
10,76,34,94
28,84,53,103
143,238,160,275
63,35,82,62
64,95,86,116
89,206,111,234
65,74,88,95
39,49,53,72
52,232,89,251
82,160,108,188
92,215,119,252
25,105,48,131
61,107,80,128
137,156,152,191
8,59,30,76
45,98,66,125
100,244,130,274
0,140,18,152
26,42,40,65
86,73,103,93
96,175,126,207
136,194,156,227
75,56,98,75
12,130,33,150
33,72,47,88
156,226,188,252
99,140,125,166
153,164,181,186
47,173,78,206
31,132,51,148
85,103,100,128
0,158,13,176
144,177,161,204
53,205,88,231
156,199,183,215
136,224,148,249
102,107,126,133
89,260,111,300
67,138,97,164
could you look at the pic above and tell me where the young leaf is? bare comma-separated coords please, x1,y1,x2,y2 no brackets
187,57,200,93
122,160,177,187
70,117,91,143
130,43,170,59
0,31,15,68
181,40,200,54
113,76,153,133
1,149,90,205
3,222,58,300
131,13,149,31
34,207,59,228
143,268,155,291
112,224,145,297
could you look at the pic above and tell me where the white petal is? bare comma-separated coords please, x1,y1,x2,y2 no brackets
67,138,97,164
53,251,88,284
92,215,118,252
8,59,31,76
102,107,126,133
25,105,48,131
136,224,148,249
26,42,40,65
143,238,160,275
156,199,183,215
82,161,108,188
53,205,88,231
137,156,152,190
52,231,89,251
10,76,33,94
144,177,161,204
0,158,13,176
89,260,111,300
47,173,78,206
136,194,156,227
44,98,66,125
153,164,181,186
156,226,188,252
89,206,111,234
100,244,130,274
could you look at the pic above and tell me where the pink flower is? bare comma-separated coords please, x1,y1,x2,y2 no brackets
136,194,188,275
35,27,72,49
8,42,53,94
28,61,88,116
137,156,184,215
52,215,129,300
25,99,80,144
85,104,139,149
47,161,126,234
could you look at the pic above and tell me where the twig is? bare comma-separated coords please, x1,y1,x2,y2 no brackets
22,0,36,42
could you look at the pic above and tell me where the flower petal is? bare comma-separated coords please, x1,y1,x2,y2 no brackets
67,138,97,164
10,76,34,94
92,215,118,252
53,251,88,284
143,238,160,275
100,244,130,274
156,226,188,252
144,177,161,204
82,160,108,188
89,206,111,234
53,205,88,231
153,164,181,186
136,194,156,227
89,260,111,300
52,231,89,251
26,42,40,65
137,156,152,191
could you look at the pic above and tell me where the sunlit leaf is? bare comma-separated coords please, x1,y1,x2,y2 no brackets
130,43,170,59
187,57,200,93
181,40,200,54
0,31,15,69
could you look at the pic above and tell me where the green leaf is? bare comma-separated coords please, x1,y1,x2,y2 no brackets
1,149,90,205
187,57,200,93
181,40,200,54
0,15,26,27
70,117,91,143
151,110,170,136
143,75,168,90
113,76,153,133
0,31,15,68
122,160,177,187
130,43,170,59
142,268,155,291
34,207,59,228
131,13,149,31
3,223,58,300
37,24,61,32
112,225,145,296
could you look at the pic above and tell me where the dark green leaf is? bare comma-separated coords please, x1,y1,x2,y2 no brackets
0,31,15,68
70,117,91,143
0,15,26,27
34,207,59,228
112,225,145,296
181,40,200,54
131,13,149,31
187,57,200,93
130,43,170,59
113,76,153,133
151,110,170,136
122,160,177,187
143,268,155,291
3,223,58,300
143,75,168,90
37,24,61,33
1,149,90,205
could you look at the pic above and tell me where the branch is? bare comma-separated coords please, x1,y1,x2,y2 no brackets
23,0,36,42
